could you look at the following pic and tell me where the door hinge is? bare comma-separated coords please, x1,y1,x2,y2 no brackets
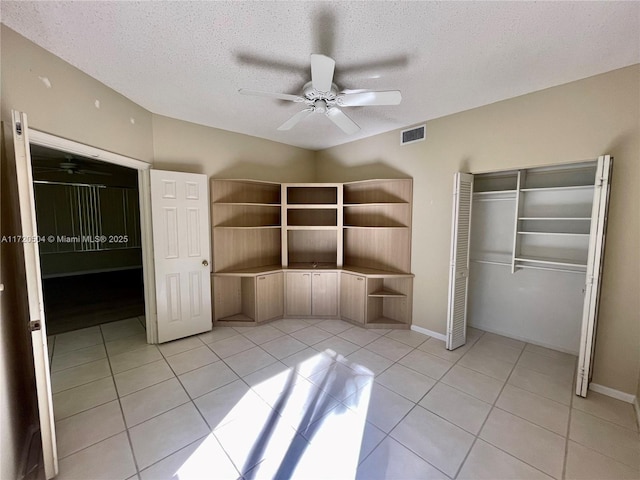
28,320,41,332
15,122,22,136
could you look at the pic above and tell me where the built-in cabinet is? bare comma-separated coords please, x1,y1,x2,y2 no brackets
447,156,612,397
211,178,413,329
285,271,338,317
340,273,366,324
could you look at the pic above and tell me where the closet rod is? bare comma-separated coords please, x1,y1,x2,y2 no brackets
473,197,515,202
471,259,511,267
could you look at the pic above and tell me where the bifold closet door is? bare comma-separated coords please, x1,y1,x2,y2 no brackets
446,173,474,350
576,155,613,397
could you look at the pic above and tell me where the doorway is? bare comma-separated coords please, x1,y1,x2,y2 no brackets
30,144,145,335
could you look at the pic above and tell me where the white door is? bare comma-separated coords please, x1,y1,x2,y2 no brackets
150,170,212,343
6,111,58,478
576,155,613,396
446,172,474,350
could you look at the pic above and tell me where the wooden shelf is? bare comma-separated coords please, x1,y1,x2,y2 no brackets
286,225,339,231
218,314,254,322
367,316,407,326
214,202,279,206
368,289,406,298
285,204,339,209
213,264,283,276
343,202,409,207
214,225,280,229
343,225,408,229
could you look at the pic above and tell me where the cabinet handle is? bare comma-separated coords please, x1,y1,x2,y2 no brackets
357,277,364,281
258,277,265,280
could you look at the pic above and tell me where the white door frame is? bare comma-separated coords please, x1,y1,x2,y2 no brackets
28,129,159,344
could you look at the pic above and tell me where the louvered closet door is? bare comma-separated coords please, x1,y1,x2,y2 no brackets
446,173,474,350
576,155,613,397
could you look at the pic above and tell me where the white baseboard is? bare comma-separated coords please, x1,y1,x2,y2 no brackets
589,383,636,404
411,325,446,342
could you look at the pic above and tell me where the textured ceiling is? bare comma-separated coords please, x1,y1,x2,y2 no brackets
2,1,639,150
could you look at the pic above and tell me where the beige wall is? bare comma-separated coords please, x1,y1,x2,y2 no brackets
1,25,154,162
151,114,315,182
317,65,640,395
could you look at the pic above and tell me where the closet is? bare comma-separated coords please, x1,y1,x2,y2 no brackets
447,156,612,396
211,178,414,329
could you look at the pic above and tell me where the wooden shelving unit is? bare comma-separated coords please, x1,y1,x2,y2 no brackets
211,178,414,328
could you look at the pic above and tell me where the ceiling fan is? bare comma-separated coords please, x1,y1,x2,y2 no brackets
239,54,402,134
33,156,111,176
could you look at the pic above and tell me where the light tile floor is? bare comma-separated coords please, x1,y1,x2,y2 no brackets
47,317,640,480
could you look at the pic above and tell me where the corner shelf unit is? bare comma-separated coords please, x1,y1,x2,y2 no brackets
211,178,414,328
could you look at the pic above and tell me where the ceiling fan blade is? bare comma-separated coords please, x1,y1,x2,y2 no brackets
326,108,360,135
78,169,111,176
238,89,304,102
33,166,61,172
337,90,402,106
277,109,314,131
310,54,335,92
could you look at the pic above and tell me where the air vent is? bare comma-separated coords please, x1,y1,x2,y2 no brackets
400,124,426,145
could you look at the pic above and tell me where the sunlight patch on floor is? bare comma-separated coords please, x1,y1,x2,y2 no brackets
176,349,373,479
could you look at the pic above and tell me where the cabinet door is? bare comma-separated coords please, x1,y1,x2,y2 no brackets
340,273,366,323
285,272,312,316
256,272,283,322
312,272,338,316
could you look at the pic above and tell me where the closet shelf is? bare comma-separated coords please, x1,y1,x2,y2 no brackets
514,256,587,269
520,185,593,192
519,217,591,221
517,231,590,237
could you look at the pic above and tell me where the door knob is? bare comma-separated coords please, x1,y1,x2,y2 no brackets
202,260,209,266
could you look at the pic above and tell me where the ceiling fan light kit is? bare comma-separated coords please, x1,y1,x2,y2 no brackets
240,54,402,134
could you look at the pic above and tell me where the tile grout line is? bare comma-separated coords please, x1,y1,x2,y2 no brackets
354,332,477,477
561,364,578,480
98,323,144,478
453,341,566,480
452,337,528,479
145,338,242,479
